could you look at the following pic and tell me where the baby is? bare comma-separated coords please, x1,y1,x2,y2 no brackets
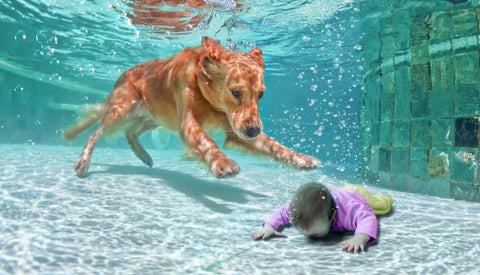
251,182,393,253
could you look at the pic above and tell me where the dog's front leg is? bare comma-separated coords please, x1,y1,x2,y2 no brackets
225,133,321,169
180,112,240,178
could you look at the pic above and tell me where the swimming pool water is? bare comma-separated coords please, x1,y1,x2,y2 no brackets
2,0,480,273
1,144,479,274
0,0,363,177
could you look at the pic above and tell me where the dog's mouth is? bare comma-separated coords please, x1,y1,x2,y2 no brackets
228,109,262,139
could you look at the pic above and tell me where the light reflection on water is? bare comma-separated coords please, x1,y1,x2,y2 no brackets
0,144,479,274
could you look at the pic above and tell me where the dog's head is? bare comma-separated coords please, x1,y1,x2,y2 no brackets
198,37,266,140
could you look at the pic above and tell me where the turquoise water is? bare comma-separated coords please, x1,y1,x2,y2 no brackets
0,0,362,179
2,0,480,274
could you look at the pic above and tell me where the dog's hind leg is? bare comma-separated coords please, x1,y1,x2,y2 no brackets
74,126,105,177
125,120,158,168
74,85,140,177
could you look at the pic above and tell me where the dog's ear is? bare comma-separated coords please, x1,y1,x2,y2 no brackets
202,37,224,60
248,48,265,69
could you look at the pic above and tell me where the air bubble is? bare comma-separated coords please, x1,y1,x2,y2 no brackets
73,65,84,77
43,46,55,56
39,3,55,15
86,64,95,74
50,58,60,65
151,128,171,149
34,49,45,57
49,73,61,81
74,41,83,48
25,139,35,146
35,121,42,126
14,29,26,41
14,85,24,92
34,47,55,57
36,30,57,45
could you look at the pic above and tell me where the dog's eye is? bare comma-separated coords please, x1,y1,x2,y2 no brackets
231,89,242,99
258,91,264,100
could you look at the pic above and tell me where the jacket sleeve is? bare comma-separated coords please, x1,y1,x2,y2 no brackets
352,205,378,244
263,203,292,230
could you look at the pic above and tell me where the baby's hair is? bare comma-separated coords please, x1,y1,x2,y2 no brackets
290,182,336,233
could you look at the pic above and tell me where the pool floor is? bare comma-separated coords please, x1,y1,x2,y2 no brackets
1,144,479,274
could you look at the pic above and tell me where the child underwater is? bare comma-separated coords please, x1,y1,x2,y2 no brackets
251,182,394,253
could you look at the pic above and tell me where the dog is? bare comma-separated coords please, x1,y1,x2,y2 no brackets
63,37,321,178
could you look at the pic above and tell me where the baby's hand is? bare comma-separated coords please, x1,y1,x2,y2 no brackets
340,234,370,253
251,223,286,240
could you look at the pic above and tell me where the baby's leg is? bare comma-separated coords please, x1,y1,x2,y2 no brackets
342,185,393,215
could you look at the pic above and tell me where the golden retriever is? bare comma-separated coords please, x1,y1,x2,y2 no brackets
63,37,320,178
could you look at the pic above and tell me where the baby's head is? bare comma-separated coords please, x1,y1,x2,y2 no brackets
290,182,336,239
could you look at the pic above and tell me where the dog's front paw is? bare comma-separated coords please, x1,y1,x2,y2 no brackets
292,154,321,169
211,157,240,178
74,157,90,177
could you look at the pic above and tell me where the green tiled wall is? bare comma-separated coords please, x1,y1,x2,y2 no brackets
360,0,480,202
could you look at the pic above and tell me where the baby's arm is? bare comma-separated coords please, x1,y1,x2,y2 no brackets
343,198,378,252
340,234,370,253
251,223,286,240
251,203,291,240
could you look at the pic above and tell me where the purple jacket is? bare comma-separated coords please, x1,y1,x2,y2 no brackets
264,188,378,244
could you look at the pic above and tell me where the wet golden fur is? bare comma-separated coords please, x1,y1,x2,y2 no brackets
63,37,320,178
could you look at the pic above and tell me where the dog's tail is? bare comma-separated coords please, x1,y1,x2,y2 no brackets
62,102,107,141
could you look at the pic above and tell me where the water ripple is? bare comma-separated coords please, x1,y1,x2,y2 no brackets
1,144,479,274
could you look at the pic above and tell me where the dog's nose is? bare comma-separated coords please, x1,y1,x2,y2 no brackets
244,126,261,138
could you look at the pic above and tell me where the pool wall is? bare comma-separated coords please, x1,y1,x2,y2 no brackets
360,0,480,202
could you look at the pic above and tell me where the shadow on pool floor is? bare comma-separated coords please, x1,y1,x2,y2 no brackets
1,144,479,274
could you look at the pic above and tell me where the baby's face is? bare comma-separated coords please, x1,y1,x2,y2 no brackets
304,217,332,239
